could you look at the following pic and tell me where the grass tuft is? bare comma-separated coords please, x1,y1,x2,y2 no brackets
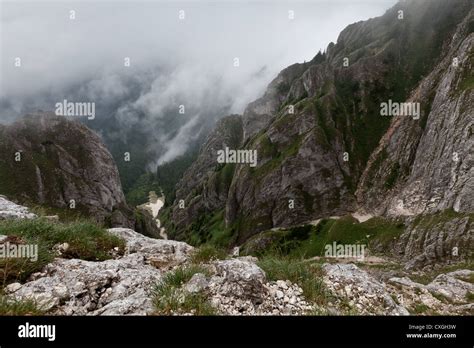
0,294,46,315
257,254,331,306
0,218,125,286
152,265,216,316
190,244,228,264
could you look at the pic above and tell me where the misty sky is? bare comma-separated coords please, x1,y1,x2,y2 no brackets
0,0,397,164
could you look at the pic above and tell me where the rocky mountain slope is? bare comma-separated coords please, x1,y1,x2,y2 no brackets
0,113,165,237
162,0,473,265
2,197,472,316
0,113,133,227
356,7,473,216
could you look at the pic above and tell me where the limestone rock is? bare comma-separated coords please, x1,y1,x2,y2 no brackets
108,228,193,269
323,263,409,315
5,228,195,315
185,273,209,293
426,270,474,304
388,269,474,315
0,196,36,220
0,114,133,228
6,254,161,315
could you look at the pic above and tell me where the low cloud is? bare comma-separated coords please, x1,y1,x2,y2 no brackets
0,0,396,165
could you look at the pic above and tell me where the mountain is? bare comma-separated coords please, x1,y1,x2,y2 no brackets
1,0,473,318
0,113,137,229
161,0,473,265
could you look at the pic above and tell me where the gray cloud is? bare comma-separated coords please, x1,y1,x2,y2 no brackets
0,0,397,165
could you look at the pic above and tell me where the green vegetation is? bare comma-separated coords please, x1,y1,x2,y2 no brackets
459,74,474,91
364,149,388,189
257,255,331,306
0,218,125,285
0,294,46,315
124,150,199,208
28,205,86,223
125,173,162,207
410,260,474,286
410,303,431,315
185,210,235,248
304,217,404,256
412,209,474,230
190,244,228,264
108,124,157,195
431,292,451,304
242,225,312,257
459,273,474,284
252,133,304,181
385,162,401,189
152,265,216,315
258,135,279,158
314,98,337,150
155,151,199,206
243,216,405,260
276,81,291,95
215,163,236,195
0,238,52,286
466,292,474,302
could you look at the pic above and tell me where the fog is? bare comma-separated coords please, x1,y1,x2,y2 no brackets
0,0,397,165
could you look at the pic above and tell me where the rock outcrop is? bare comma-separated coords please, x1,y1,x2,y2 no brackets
323,263,409,315
4,227,193,315
0,195,36,220
203,257,313,315
6,254,161,315
0,113,133,227
388,269,474,315
356,7,474,216
168,115,243,241
2,198,471,316
392,213,474,269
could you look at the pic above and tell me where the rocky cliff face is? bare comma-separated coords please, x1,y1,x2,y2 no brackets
0,113,133,227
165,0,474,248
356,9,474,217
167,115,243,241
